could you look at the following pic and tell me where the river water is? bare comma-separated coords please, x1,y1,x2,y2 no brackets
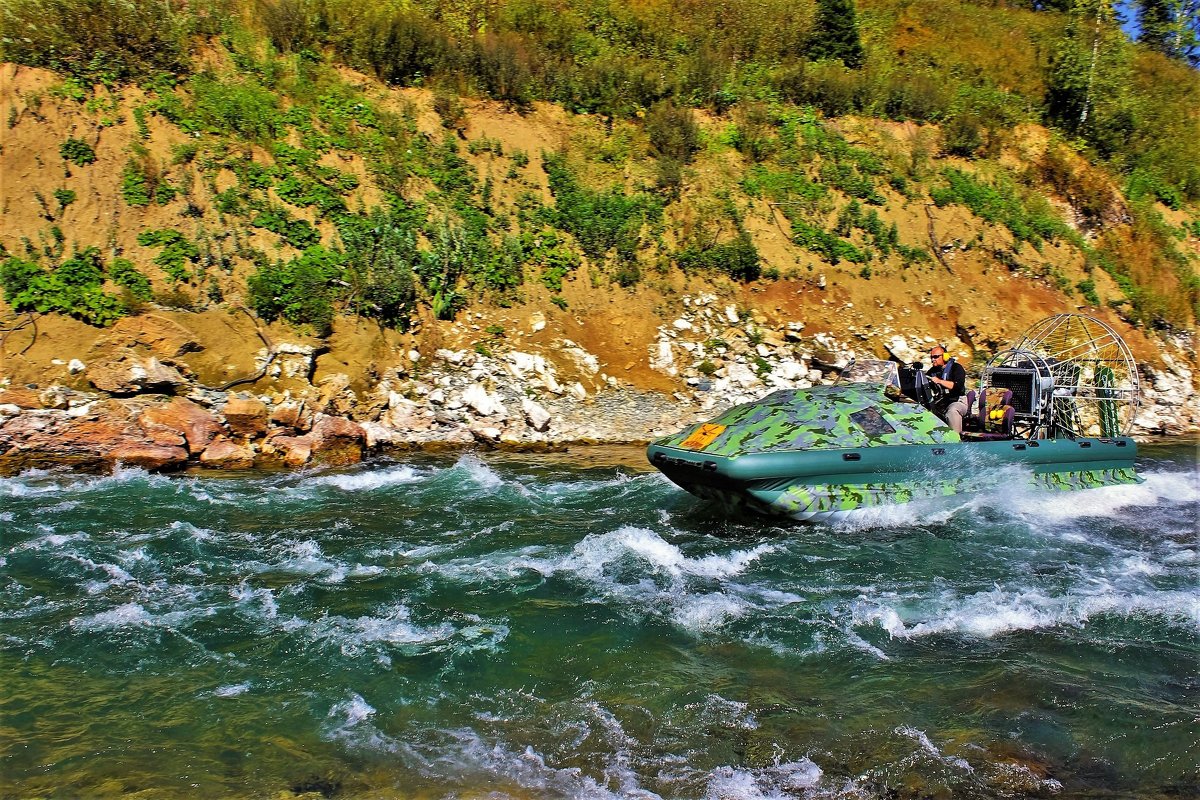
1,441,1196,799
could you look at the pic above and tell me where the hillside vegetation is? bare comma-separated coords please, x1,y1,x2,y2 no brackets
0,0,1197,355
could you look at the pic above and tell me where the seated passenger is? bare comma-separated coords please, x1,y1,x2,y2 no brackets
926,345,969,434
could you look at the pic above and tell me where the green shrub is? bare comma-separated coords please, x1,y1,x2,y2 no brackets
541,152,660,261
247,245,344,335
121,158,152,206
336,208,419,328
52,188,76,214
59,138,95,166
136,228,198,283
0,250,125,325
190,74,282,141
251,208,321,249
109,257,152,300
675,233,762,281
0,0,190,84
645,100,701,164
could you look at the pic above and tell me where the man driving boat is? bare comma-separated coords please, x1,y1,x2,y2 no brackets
926,345,969,433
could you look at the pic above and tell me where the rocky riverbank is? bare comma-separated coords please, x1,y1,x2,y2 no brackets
1,297,1196,474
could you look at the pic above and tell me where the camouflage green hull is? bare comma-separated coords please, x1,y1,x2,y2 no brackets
647,386,1142,522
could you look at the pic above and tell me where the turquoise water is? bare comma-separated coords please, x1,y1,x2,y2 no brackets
1,442,1196,799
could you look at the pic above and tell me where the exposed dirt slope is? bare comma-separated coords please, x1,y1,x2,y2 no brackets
0,62,1193,401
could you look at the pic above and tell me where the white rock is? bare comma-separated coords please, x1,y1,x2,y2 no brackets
673,318,693,331
650,339,676,375
0,403,20,416
725,362,760,388
427,388,446,405
529,312,547,333
725,305,739,324
560,340,600,375
68,359,86,374
471,425,503,443
568,382,587,401
521,398,552,432
408,349,421,362
461,383,507,417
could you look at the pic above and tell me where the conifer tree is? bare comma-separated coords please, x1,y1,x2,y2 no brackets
807,0,866,69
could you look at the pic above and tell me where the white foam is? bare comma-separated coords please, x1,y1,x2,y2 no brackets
169,520,218,541
69,601,210,631
854,583,1200,641
895,725,973,772
232,584,279,619
672,593,751,631
454,454,504,491
212,682,251,697
705,758,823,799
307,465,424,492
563,527,774,581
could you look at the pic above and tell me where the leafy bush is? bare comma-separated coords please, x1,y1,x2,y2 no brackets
109,257,152,300
930,168,1075,248
121,158,152,206
189,74,282,141
136,228,198,282
0,0,190,84
247,245,345,335
542,152,660,261
251,208,321,249
336,208,419,328
53,188,76,214
59,138,95,166
675,233,762,281
0,250,125,325
645,100,701,164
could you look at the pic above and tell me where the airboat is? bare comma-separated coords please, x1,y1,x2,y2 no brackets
647,314,1143,521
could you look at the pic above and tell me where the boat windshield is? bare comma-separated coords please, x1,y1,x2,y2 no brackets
839,359,901,391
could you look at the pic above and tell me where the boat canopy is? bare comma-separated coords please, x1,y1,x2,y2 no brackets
658,384,961,457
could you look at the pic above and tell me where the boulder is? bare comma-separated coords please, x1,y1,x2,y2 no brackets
461,383,507,418
88,355,188,395
222,397,269,438
139,397,222,454
0,388,42,409
307,415,366,466
0,399,188,472
269,400,312,432
199,436,256,469
522,398,552,432
261,432,313,468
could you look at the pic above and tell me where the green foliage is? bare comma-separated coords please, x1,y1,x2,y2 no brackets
930,168,1076,247
808,0,865,69
0,249,125,325
1076,277,1100,305
542,152,661,261
189,74,282,141
675,233,762,281
121,158,151,207
109,257,152,300
645,100,701,164
247,245,345,335
523,231,580,291
59,137,95,166
336,207,419,328
52,188,76,215
136,228,199,283
0,0,190,84
252,208,321,249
